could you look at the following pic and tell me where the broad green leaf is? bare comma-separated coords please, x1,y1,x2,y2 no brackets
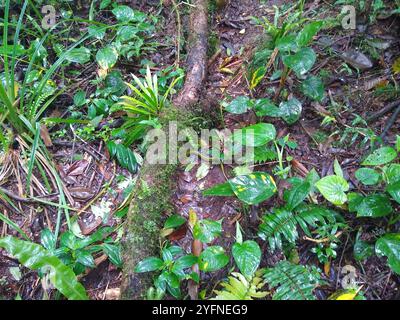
112,5,135,22
362,147,397,166
224,96,252,114
102,244,122,268
73,90,86,107
348,192,364,212
296,21,324,47
383,164,400,184
199,246,229,272
0,236,88,300
396,135,400,152
88,25,106,40
387,181,400,204
356,194,393,218
116,26,140,42
203,182,235,197
40,228,56,251
355,168,381,185
65,47,91,64
279,98,302,124
172,255,198,275
229,172,277,205
164,215,186,229
276,34,297,51
193,219,223,243
233,123,276,147
282,48,316,77
376,233,400,274
106,141,138,173
76,249,95,268
315,175,349,205
301,76,325,102
96,46,118,70
135,257,164,273
284,181,312,211
232,240,261,277
254,98,281,117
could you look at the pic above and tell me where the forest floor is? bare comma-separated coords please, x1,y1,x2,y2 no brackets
0,0,399,300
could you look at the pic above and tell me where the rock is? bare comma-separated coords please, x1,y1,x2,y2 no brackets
340,50,373,70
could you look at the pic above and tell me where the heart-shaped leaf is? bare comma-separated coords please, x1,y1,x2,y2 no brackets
355,168,381,186
301,76,325,102
376,233,400,274
232,240,261,277
224,96,253,114
229,172,277,205
362,147,397,166
386,181,400,204
233,123,276,147
199,246,229,272
279,98,302,124
193,219,223,243
315,175,349,205
96,46,118,70
355,194,393,218
282,48,316,77
254,98,281,117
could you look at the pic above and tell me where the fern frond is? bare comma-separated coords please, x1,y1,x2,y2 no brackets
254,146,277,163
258,205,337,252
211,270,268,300
263,261,324,300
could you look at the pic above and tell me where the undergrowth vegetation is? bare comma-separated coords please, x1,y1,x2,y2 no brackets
0,0,399,301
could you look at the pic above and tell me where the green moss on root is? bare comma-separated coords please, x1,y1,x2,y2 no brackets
120,106,207,299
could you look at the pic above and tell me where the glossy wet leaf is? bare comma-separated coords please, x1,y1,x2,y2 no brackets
296,21,324,47
282,48,316,77
315,175,349,205
40,228,56,251
355,194,393,218
203,182,235,197
106,141,138,173
284,181,312,211
164,215,186,230
232,240,261,277
387,181,400,204
96,46,118,70
135,257,164,273
383,164,400,184
171,255,198,275
112,5,135,22
103,244,122,268
355,168,381,185
254,98,281,117
234,123,276,147
65,47,91,64
301,76,325,102
224,96,252,114
229,172,277,205
276,34,297,51
375,233,400,274
199,246,229,272
362,147,397,166
193,219,223,243
279,98,302,124
0,236,88,300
